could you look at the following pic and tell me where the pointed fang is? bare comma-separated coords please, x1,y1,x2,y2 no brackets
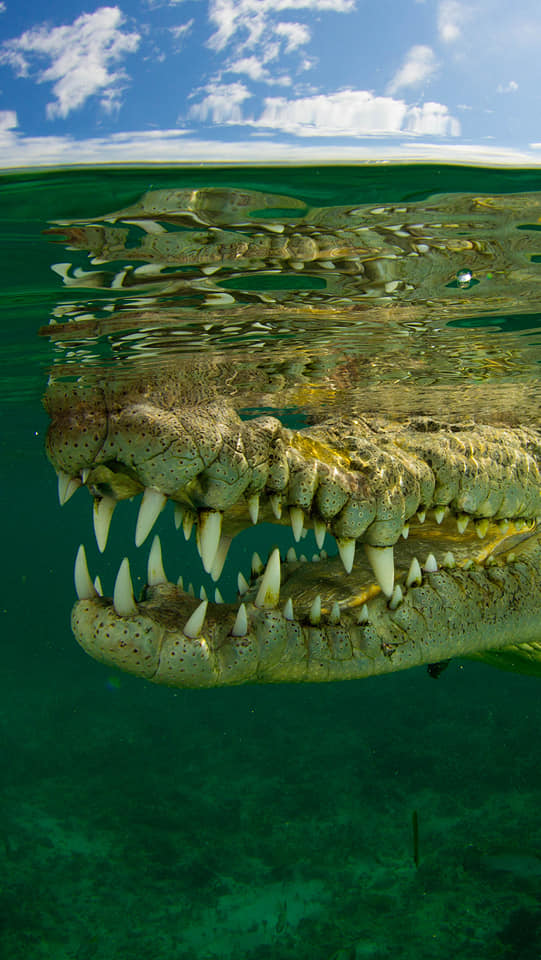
247,494,260,525
113,558,137,617
255,548,281,608
58,470,81,506
231,603,248,637
388,585,403,611
364,544,395,597
283,597,294,621
74,545,97,600
337,537,355,574
197,511,222,574
93,496,116,553
183,600,208,639
290,506,304,542
309,595,321,625
313,518,326,550
406,557,422,587
135,488,167,547
147,534,167,586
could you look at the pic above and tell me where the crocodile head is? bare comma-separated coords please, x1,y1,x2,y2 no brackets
45,376,541,687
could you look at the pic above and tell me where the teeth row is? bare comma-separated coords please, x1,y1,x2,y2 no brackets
74,531,465,645
71,473,533,576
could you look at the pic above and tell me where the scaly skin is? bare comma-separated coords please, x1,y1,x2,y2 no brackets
45,379,541,687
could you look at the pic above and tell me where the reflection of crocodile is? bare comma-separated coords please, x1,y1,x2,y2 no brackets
45,185,541,317
45,376,541,687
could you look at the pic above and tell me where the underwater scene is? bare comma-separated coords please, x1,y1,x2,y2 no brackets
2,164,541,959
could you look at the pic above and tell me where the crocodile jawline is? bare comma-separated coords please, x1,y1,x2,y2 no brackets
46,383,541,687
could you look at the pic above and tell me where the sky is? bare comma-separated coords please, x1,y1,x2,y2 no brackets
1,0,541,167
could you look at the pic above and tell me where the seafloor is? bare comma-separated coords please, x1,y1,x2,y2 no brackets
2,407,541,960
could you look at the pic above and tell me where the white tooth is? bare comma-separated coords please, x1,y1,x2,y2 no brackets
74,545,96,600
364,544,394,597
177,575,184,590
197,511,222,574
232,603,248,636
475,518,490,539
337,537,355,574
357,604,369,624
320,549,328,560
270,494,283,519
247,494,260,525
251,552,264,576
93,576,103,596
214,588,224,604
255,547,281,608
173,503,184,529
406,557,422,587
434,507,446,525
313,518,326,550
200,585,208,600
183,600,208,638
286,547,297,563
311,554,320,562
330,601,341,624
188,583,195,597
93,496,116,553
443,551,456,568
113,558,137,616
457,514,469,534
290,506,304,542
389,585,403,610
58,470,80,506
147,534,167,585
210,536,232,582
401,524,409,540
498,519,510,534
135,488,167,547
81,468,90,484
424,553,438,573
309,594,321,625
238,572,249,595
417,510,426,524
183,511,194,541
300,554,307,562
283,597,294,620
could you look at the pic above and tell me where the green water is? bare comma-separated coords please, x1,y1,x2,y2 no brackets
2,165,541,959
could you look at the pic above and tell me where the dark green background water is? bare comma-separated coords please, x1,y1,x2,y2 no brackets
2,165,541,959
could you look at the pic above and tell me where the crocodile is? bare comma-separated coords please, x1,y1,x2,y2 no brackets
41,181,541,687
45,375,541,687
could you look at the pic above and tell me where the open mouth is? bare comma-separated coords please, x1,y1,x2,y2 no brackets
68,474,536,633
46,382,541,686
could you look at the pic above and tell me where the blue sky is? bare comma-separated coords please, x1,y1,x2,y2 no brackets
0,0,540,166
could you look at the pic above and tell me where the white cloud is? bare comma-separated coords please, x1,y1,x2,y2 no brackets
170,20,194,44
0,115,537,169
0,109,17,133
275,22,311,52
438,0,467,42
0,6,140,119
208,0,355,52
229,56,271,81
0,3,6,13
387,45,437,95
497,80,518,93
251,89,459,137
188,82,252,123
